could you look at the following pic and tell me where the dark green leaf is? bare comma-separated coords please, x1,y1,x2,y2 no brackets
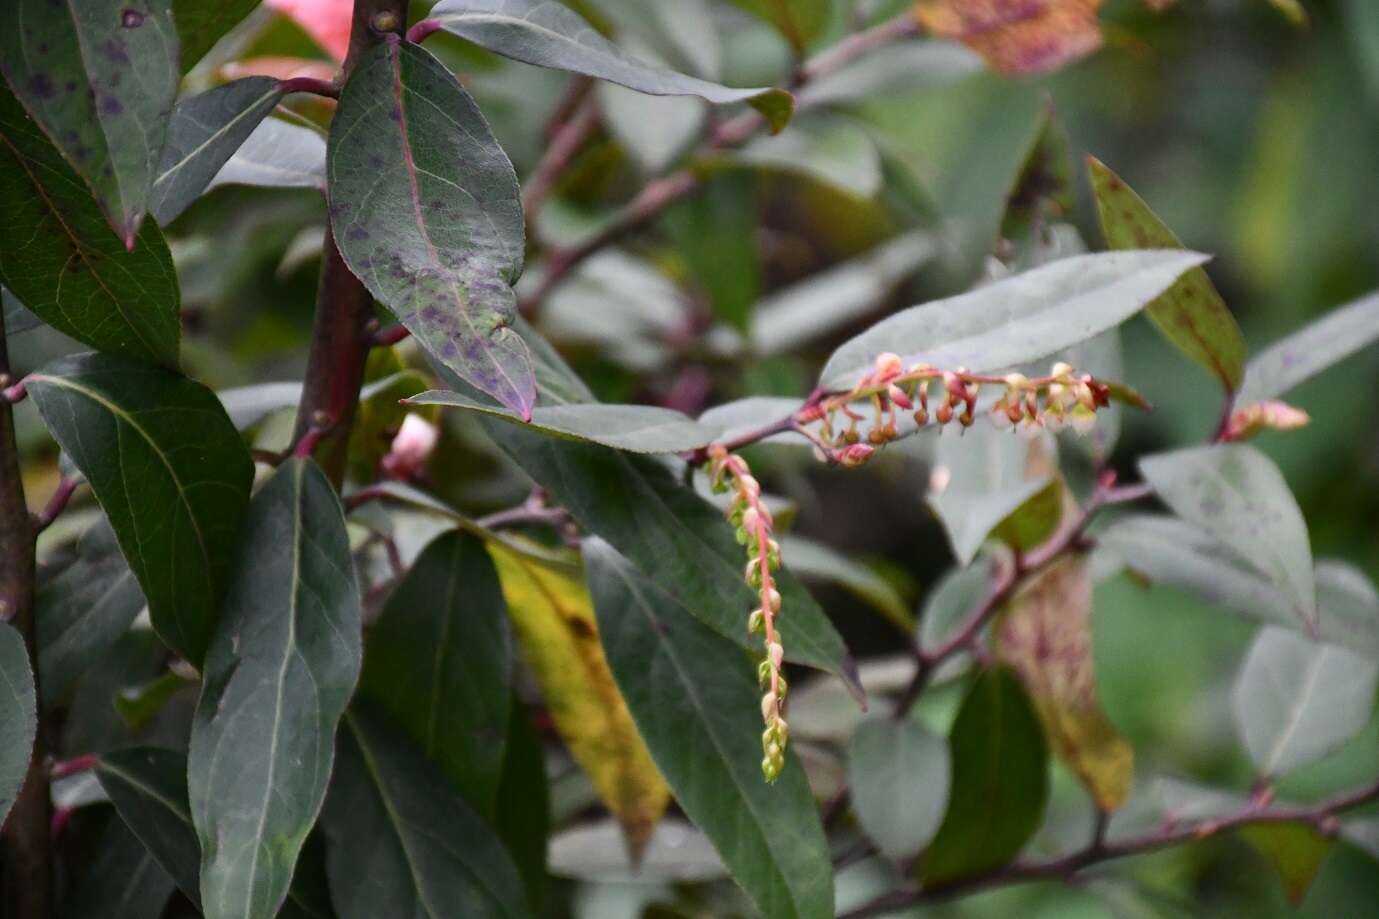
97,747,201,901
427,0,794,131
150,77,285,225
1236,291,1379,406
189,458,361,919
821,250,1209,390
921,666,1049,887
36,520,145,702
1139,444,1316,633
0,622,36,829
1233,626,1377,777
1088,157,1247,390
494,697,548,911
361,530,511,815
172,0,260,73
722,0,831,52
2,286,40,336
848,718,950,861
60,818,175,919
0,86,180,365
115,670,192,731
407,390,721,453
97,746,339,917
0,0,178,244
322,707,530,919
779,536,913,634
208,116,326,193
664,171,759,331
329,40,535,418
484,423,859,693
586,540,834,919
26,353,253,664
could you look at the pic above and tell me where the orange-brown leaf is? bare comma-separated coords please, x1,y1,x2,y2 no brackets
915,0,1104,76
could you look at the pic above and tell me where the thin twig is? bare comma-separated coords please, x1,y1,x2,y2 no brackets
839,778,1379,917
521,94,599,217
279,75,340,98
31,477,80,533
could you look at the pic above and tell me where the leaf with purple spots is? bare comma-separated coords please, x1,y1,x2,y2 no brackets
0,0,180,246
328,39,536,419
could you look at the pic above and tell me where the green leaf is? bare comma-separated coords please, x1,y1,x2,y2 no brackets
150,77,286,225
586,540,834,919
36,520,145,702
97,747,202,901
0,86,180,365
1097,516,1379,657
928,426,1062,566
797,41,983,108
919,557,995,660
217,381,305,430
0,0,178,245
779,535,914,634
996,557,1134,811
727,116,882,198
26,353,253,664
1233,626,1378,778
1139,444,1316,633
1236,291,1379,406
821,250,1210,390
494,698,549,911
664,172,760,331
487,540,668,858
0,622,36,830
1088,157,1247,390
484,424,859,693
208,115,326,193
427,0,795,132
361,530,511,815
597,42,705,173
60,819,176,919
848,718,950,861
407,390,721,453
188,458,361,919
115,669,192,731
172,0,260,73
322,707,531,919
97,746,336,917
721,0,832,52
2,286,41,336
749,229,938,357
921,665,1049,888
329,40,535,418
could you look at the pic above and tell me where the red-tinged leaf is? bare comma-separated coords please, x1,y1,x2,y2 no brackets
915,0,1104,76
1088,156,1248,391
328,39,536,419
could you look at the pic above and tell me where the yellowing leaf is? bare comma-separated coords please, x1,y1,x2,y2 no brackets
487,542,669,859
996,556,1133,810
1241,823,1332,903
914,0,1104,76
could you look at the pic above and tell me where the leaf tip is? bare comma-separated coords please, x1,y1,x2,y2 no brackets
751,89,795,135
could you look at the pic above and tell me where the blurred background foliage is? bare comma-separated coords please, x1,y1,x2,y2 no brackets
11,0,1379,915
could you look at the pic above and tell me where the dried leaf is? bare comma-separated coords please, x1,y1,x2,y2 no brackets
914,0,1104,76
996,556,1133,810
487,542,669,860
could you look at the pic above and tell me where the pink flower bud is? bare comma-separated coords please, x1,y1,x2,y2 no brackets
888,384,913,410
381,414,438,480
874,352,903,378
836,443,875,467
768,641,784,668
1223,400,1310,441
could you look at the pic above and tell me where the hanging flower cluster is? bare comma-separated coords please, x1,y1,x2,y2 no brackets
707,444,790,783
794,353,1116,466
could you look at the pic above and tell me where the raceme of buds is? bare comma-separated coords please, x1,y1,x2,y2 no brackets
802,353,1116,464
707,445,790,782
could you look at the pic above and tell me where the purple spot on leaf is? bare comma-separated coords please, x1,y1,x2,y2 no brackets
121,8,144,27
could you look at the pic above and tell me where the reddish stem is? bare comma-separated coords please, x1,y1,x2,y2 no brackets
31,477,80,533
49,754,98,780
279,76,340,98
406,17,441,44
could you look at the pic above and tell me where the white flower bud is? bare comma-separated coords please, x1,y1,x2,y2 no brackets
768,641,784,668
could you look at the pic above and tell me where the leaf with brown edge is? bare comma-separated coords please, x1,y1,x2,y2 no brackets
328,39,536,419
914,0,1105,76
996,555,1134,811
487,539,669,861
1089,156,1247,391
0,0,179,246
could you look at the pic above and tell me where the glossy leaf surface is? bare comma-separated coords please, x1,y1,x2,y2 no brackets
587,540,834,919
329,40,534,418
0,86,180,365
189,459,361,919
26,353,253,664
